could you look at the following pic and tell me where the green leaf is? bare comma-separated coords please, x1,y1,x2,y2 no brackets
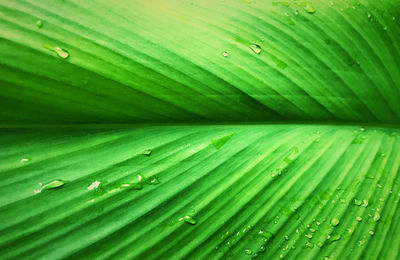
1,125,400,259
0,0,399,124
0,0,400,259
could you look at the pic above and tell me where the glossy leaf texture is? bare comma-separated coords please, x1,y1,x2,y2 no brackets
0,0,399,124
1,125,400,259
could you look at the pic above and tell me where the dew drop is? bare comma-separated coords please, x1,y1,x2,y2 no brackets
222,51,229,57
353,198,362,206
362,200,368,207
360,127,365,132
316,221,321,226
179,215,197,225
317,241,324,248
35,180,66,193
329,234,341,243
373,212,380,222
280,254,284,259
314,138,320,143
369,230,374,236
88,180,101,190
305,234,313,239
304,3,316,14
284,235,289,240
244,248,253,255
249,43,262,54
331,218,340,226
294,10,299,15
54,47,69,59
309,228,316,233
305,241,314,248
142,149,152,156
324,256,330,260
36,20,43,28
356,216,362,222
367,13,372,19
20,158,31,163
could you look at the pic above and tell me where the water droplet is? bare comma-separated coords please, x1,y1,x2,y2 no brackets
147,176,160,185
377,183,383,188
20,158,31,163
244,248,253,255
304,3,316,14
316,221,321,226
294,10,299,15
284,235,289,240
54,47,69,59
353,199,362,206
305,234,313,239
324,256,330,260
309,228,316,233
314,138,320,143
369,230,374,236
142,149,152,156
362,200,368,207
380,153,385,157
367,13,372,19
280,254,284,259
360,127,365,132
222,51,229,57
36,20,43,28
258,229,273,240
317,241,324,248
329,1,334,6
379,198,384,202
211,134,233,149
179,215,197,225
329,234,341,243
358,240,365,246
34,180,66,193
356,216,362,222
373,212,380,222
305,241,314,248
249,44,262,54
331,218,340,226
88,180,101,190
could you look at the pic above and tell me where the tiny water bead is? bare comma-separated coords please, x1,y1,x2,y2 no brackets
34,180,66,193
356,216,362,222
142,149,152,156
362,200,368,207
304,2,316,14
54,47,69,59
222,51,229,57
146,176,160,185
244,248,252,255
88,180,101,190
369,230,374,236
284,235,289,240
353,198,362,206
373,212,380,222
178,215,197,225
249,43,262,54
36,20,43,28
331,218,340,226
360,127,365,132
305,234,313,239
20,158,30,163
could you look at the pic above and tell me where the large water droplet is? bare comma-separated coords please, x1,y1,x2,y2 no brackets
35,180,66,193
249,44,262,54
